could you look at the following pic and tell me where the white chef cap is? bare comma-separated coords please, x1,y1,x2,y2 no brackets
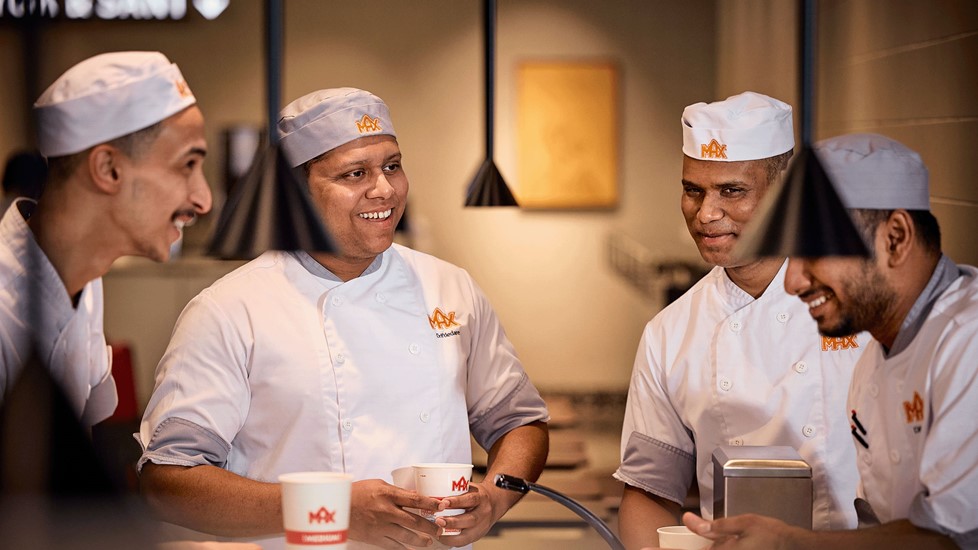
34,51,196,158
278,87,397,168
682,91,794,162
814,133,929,210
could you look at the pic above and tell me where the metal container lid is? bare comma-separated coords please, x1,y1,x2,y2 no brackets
712,445,812,478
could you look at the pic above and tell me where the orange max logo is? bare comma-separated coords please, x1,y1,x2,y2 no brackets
451,476,469,492
428,308,460,330
904,391,924,423
821,335,859,351
700,139,728,159
355,114,382,133
309,507,336,524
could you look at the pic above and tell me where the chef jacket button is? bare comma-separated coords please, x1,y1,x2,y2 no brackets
731,438,744,446
777,312,790,323
802,424,816,438
375,292,387,303
335,353,346,365
729,320,743,333
793,361,808,374
889,450,901,463
869,384,880,397
719,378,733,391
409,343,421,355
331,295,344,306
420,411,430,423
342,420,353,431
862,452,872,465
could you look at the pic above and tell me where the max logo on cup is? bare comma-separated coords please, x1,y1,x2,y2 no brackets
308,506,337,524
451,476,469,493
700,138,728,159
355,114,382,134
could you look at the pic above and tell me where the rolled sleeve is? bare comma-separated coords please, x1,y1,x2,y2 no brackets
137,293,251,473
463,278,548,451
137,416,231,471
615,431,695,505
615,322,696,503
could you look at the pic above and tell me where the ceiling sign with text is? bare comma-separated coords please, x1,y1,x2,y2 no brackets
1,0,230,20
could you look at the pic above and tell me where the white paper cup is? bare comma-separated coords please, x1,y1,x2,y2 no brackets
279,472,353,549
412,463,473,536
657,525,711,549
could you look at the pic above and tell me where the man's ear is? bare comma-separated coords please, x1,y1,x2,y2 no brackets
88,144,125,195
883,210,915,267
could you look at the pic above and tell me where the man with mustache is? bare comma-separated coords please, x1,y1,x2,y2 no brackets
616,92,864,548
0,51,212,427
684,133,978,549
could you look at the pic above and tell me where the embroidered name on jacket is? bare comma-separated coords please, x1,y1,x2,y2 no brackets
821,335,859,351
428,307,461,338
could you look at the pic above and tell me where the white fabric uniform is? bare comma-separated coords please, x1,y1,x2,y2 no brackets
616,261,863,530
0,199,116,426
848,257,978,548
138,244,548,550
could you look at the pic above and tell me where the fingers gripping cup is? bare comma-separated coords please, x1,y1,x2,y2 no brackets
279,472,353,549
656,526,711,550
412,463,473,536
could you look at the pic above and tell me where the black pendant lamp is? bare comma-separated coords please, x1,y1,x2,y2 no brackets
208,0,334,259
465,0,519,207
733,0,869,260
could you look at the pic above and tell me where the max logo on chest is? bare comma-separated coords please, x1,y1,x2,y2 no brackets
428,307,462,338
904,391,924,432
821,335,859,351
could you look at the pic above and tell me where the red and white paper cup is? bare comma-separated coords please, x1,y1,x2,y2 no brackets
279,472,353,549
412,463,473,536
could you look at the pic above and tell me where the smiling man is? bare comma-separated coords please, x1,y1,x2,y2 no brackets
615,91,864,549
0,51,211,426
682,134,978,549
137,88,549,550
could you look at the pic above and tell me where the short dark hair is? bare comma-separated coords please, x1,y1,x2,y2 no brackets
762,149,793,183
851,208,941,254
45,121,163,183
2,150,47,199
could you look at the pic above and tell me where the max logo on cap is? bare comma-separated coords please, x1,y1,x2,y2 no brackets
701,139,728,159
174,78,192,99
355,114,382,134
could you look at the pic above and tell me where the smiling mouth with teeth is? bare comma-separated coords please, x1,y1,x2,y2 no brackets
359,209,392,220
808,294,829,309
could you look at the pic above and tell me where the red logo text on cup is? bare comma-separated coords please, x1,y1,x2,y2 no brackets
451,476,468,493
308,506,336,524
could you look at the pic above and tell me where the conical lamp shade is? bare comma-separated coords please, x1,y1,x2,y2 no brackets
208,140,335,260
734,145,870,260
465,158,519,207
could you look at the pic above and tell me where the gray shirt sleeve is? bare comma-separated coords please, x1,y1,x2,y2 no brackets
615,430,695,505
137,416,232,471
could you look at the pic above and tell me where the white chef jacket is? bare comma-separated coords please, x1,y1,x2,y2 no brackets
848,256,978,548
138,244,548,550
616,261,863,530
0,199,116,426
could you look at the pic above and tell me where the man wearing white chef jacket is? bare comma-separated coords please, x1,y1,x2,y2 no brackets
615,91,865,548
683,134,978,549
0,51,212,427
137,88,550,550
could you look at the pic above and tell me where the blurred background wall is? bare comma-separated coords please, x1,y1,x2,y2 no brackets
1,0,975,409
